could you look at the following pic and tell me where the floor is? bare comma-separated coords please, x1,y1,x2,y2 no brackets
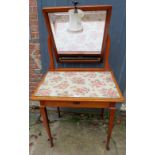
29,108,126,155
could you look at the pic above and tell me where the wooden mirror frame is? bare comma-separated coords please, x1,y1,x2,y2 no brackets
43,5,112,63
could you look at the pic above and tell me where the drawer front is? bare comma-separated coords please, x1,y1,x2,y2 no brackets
43,101,110,108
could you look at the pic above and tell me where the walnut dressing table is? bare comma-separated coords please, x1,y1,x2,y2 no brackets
31,5,125,150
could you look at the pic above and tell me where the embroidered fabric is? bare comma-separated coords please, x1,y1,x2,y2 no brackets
35,72,120,98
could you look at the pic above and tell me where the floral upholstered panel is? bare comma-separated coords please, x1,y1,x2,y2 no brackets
48,11,106,53
35,72,120,98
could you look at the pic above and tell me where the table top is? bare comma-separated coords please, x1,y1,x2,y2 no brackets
32,71,124,102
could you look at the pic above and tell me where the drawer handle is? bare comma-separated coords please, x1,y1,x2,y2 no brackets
73,102,80,105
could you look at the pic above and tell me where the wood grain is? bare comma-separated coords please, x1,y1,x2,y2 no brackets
40,104,53,147
40,101,110,108
106,104,116,150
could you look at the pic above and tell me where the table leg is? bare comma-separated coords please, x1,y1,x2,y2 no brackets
40,105,54,147
106,105,116,150
57,107,61,118
101,108,104,121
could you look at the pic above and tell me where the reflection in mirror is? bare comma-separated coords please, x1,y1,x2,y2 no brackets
48,11,106,54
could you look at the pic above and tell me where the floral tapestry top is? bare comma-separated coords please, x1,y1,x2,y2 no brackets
35,71,120,98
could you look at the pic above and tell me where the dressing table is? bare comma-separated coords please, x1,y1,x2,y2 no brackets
31,4,125,150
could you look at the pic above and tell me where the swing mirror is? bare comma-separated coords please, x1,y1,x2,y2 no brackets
43,5,112,63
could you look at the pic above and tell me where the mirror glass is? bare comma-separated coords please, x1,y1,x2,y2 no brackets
48,11,106,54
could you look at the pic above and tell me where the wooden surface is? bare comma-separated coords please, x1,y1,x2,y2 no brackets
40,104,53,147
106,104,116,150
31,70,124,103
39,101,111,108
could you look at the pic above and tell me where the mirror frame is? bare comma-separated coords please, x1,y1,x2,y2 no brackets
42,5,112,63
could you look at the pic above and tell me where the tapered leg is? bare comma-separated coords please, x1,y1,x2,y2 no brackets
106,105,116,150
57,107,61,118
40,105,53,147
101,108,105,120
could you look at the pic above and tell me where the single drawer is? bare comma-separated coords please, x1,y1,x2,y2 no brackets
43,101,110,108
